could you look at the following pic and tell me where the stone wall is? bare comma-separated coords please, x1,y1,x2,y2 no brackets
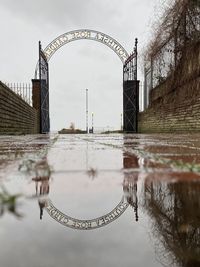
139,42,200,133
0,81,39,134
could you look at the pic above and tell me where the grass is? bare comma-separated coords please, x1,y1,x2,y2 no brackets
0,187,23,218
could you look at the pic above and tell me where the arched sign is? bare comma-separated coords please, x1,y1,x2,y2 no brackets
43,29,129,64
45,196,129,230
35,29,139,133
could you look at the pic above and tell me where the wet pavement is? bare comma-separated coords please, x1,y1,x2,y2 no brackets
0,133,199,267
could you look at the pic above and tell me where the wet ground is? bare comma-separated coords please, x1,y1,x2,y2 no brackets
0,133,199,267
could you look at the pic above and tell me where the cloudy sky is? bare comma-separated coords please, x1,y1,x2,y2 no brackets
0,0,166,131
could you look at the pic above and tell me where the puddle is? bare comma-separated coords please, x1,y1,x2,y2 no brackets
0,133,199,267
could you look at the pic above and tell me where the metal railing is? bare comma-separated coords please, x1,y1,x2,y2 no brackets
143,1,200,110
5,83,32,107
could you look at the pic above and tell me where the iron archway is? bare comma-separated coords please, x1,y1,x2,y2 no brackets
37,29,129,67
36,29,139,133
35,29,130,79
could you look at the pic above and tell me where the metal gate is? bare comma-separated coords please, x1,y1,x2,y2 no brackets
39,41,50,133
123,39,139,133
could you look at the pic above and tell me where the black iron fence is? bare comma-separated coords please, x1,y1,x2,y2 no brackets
143,0,200,109
5,83,32,107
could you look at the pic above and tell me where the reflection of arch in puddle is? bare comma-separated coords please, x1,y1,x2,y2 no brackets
43,169,139,230
32,151,140,229
45,196,129,230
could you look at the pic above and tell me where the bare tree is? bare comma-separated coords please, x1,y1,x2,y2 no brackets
144,0,200,88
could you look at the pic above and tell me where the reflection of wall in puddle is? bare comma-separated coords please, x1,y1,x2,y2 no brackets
122,135,200,266
142,179,200,267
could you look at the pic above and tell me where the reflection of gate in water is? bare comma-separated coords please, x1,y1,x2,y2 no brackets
123,151,139,221
31,151,139,228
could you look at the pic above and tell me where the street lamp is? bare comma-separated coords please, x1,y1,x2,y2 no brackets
92,112,94,133
121,113,123,131
86,89,88,134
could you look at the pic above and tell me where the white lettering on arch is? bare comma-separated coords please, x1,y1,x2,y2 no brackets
43,29,129,64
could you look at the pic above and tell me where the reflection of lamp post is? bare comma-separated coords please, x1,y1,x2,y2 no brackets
86,89,88,133
92,112,94,134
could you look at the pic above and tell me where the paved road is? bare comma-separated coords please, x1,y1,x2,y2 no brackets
1,133,200,181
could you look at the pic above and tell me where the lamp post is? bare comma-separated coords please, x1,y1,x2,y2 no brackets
92,112,94,133
121,113,123,131
86,89,88,133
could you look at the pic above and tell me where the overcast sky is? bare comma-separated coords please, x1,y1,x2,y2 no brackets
0,0,166,131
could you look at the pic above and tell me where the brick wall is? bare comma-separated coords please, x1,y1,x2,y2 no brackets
0,81,39,134
139,42,200,133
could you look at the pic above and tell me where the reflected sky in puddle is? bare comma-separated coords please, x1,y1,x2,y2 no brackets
0,134,199,267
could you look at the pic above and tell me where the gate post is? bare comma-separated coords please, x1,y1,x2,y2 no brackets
32,79,41,133
123,80,139,133
39,41,50,134
123,38,139,133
